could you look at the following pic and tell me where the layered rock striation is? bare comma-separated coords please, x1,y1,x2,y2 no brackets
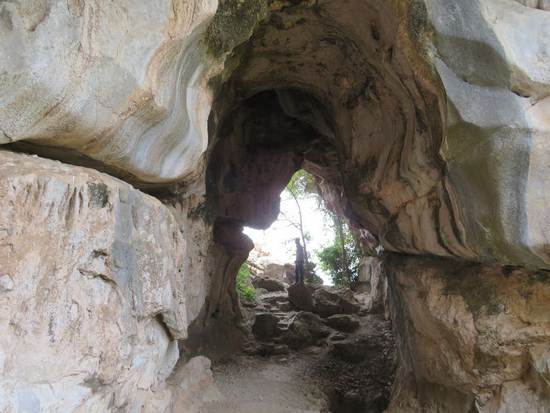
0,0,550,411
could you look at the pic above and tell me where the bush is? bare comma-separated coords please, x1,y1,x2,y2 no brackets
317,230,362,288
236,263,256,302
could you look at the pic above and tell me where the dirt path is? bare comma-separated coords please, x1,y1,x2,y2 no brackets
200,352,329,413
198,284,395,413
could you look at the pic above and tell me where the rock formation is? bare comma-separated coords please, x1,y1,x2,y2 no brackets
241,284,395,411
0,151,190,411
1,0,550,411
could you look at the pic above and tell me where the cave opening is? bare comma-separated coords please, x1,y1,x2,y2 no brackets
185,1,441,407
184,86,397,411
2,0,550,411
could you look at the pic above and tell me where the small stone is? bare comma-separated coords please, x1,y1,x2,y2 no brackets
330,332,348,342
0,274,14,292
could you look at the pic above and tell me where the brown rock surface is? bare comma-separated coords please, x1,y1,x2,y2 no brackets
252,276,287,292
386,255,550,412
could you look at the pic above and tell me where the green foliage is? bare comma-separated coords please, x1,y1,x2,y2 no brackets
317,223,363,288
284,169,363,288
236,263,256,302
286,169,317,198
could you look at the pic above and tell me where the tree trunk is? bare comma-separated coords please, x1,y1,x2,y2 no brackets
334,214,352,286
288,188,309,267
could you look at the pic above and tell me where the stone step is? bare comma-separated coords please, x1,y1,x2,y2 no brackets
271,311,295,318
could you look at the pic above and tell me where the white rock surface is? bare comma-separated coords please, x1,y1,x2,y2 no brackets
428,0,550,267
0,0,219,182
0,274,14,292
0,151,192,411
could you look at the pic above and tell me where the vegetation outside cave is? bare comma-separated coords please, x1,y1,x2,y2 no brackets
240,169,364,299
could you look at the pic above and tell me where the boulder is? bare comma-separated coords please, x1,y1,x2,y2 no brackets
312,288,361,318
262,263,294,284
283,312,331,350
325,314,360,333
252,276,287,292
252,313,280,340
287,284,315,312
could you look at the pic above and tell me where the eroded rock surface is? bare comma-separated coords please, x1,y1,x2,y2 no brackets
0,0,550,411
252,276,287,292
0,151,191,411
386,254,550,412
0,0,224,182
241,285,396,411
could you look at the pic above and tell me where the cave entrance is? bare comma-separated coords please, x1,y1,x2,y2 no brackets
243,168,341,287
191,89,396,412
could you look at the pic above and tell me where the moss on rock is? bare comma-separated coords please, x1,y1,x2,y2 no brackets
205,0,268,58
408,0,430,40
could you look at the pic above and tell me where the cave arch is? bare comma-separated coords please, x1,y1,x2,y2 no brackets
206,0,471,260
187,0,470,358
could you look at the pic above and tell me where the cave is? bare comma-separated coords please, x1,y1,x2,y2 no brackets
1,0,550,412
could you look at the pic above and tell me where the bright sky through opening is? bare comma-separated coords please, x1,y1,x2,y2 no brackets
244,189,334,285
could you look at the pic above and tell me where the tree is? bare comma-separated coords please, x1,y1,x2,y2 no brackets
281,170,316,267
317,219,363,288
280,169,363,287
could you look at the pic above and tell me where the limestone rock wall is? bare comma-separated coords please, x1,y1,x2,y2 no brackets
386,254,550,412
209,0,550,271
0,0,219,182
0,151,197,411
429,0,550,268
0,0,550,411
1,0,549,268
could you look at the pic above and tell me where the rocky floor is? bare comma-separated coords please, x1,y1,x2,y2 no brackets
204,282,396,413
203,353,328,413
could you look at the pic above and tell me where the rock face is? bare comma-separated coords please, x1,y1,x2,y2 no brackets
1,0,548,268
0,0,223,182
428,0,550,268
386,255,550,412
355,256,389,315
0,151,194,411
0,0,550,411
251,276,287,292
